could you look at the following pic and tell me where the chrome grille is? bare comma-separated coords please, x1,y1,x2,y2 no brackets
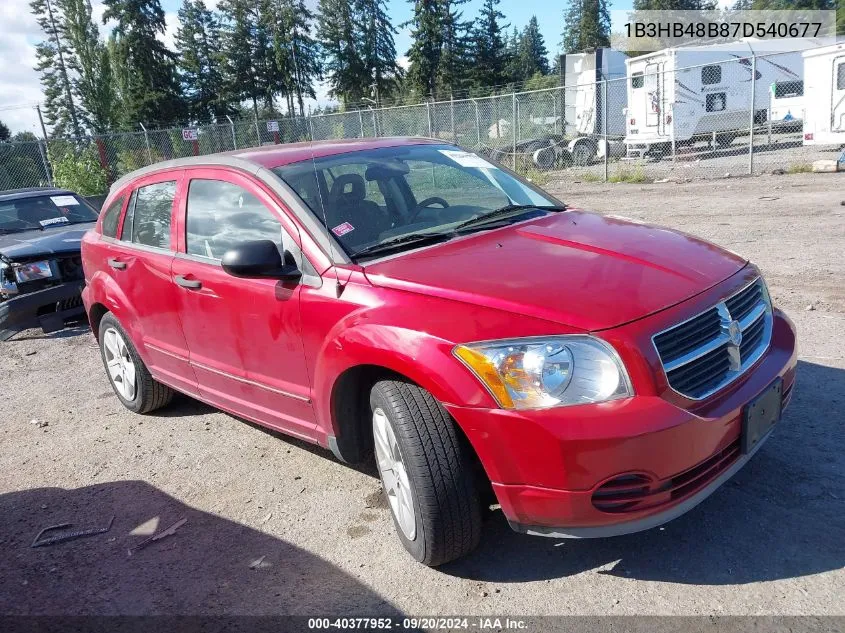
653,278,773,400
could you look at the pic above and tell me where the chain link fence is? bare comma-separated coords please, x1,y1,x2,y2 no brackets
1,49,841,194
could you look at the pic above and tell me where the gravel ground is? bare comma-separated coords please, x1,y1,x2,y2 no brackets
1,172,843,618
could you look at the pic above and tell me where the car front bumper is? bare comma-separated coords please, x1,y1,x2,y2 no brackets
0,281,86,341
445,310,797,538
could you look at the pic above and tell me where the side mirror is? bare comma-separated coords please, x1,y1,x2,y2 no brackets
221,240,302,281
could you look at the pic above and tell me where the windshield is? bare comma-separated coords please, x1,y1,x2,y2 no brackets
0,194,98,233
273,144,560,258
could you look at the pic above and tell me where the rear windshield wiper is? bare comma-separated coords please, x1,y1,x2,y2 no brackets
453,204,565,232
352,231,454,260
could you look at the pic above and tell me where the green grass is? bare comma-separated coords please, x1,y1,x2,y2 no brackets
786,163,812,174
607,166,650,184
579,172,604,182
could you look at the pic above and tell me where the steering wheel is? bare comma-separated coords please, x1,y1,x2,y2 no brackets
408,196,450,222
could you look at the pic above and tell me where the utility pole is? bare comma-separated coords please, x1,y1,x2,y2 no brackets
35,105,53,186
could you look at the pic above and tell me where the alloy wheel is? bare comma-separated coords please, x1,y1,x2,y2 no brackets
373,407,416,540
103,327,137,401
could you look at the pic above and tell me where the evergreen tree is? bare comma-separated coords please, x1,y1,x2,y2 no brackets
435,0,471,97
0,120,10,142
632,0,716,8
103,0,185,127
285,0,323,116
31,0,84,137
218,0,263,116
317,0,367,105
504,26,521,84
357,0,401,104
561,0,611,54
175,0,229,122
517,16,549,78
405,0,442,99
63,0,118,133
470,0,509,90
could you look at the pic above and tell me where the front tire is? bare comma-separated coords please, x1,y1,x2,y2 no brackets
98,313,174,414
370,380,482,566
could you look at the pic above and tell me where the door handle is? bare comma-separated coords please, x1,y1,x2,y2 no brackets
107,257,127,270
174,275,202,289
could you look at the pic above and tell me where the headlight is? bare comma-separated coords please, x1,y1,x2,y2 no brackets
13,260,55,283
454,336,633,410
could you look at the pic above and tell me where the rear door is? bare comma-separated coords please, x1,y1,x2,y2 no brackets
170,168,316,438
108,171,198,396
833,56,845,132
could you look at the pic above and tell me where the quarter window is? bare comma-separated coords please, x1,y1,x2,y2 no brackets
837,62,845,90
702,65,721,85
631,72,644,89
131,182,176,249
100,196,124,238
186,179,284,260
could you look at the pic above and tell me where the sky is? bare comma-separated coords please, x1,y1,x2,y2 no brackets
0,0,712,136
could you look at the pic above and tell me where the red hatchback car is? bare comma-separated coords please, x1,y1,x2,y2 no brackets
82,138,797,565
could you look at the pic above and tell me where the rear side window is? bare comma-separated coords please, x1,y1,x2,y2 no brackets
100,196,124,238
702,65,721,85
132,182,176,250
706,93,726,112
631,72,644,89
186,179,284,260
838,62,845,90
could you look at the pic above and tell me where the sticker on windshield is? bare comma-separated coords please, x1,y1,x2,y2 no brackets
50,195,79,206
331,222,355,237
39,216,70,228
438,149,496,169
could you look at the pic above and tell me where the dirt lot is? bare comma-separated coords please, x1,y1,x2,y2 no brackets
1,172,843,618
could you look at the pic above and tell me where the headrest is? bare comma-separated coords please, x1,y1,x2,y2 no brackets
330,173,366,203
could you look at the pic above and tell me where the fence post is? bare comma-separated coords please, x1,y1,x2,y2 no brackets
450,94,456,143
748,54,756,175
511,92,517,169
370,107,377,137
35,104,53,186
138,122,153,164
472,99,480,147
426,101,432,137
358,110,364,138
226,115,237,150
603,80,609,182
254,111,261,146
308,116,315,142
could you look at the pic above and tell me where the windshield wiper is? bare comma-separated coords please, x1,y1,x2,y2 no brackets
453,204,565,232
352,230,454,259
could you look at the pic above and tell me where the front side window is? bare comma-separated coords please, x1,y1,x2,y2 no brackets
702,65,721,85
132,181,176,249
273,144,559,259
631,72,644,89
0,193,98,234
773,80,803,99
186,179,284,260
838,62,845,90
101,196,125,238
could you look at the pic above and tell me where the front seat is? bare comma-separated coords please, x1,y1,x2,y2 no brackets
328,173,386,247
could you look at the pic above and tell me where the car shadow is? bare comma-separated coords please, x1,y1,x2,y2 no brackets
7,323,91,342
0,480,401,616
442,360,845,585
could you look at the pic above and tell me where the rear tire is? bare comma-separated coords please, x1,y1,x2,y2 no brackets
571,141,596,166
370,380,482,566
98,312,174,414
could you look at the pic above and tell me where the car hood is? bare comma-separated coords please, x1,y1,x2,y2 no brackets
364,210,747,331
0,223,94,261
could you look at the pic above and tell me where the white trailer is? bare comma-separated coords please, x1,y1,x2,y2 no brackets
768,79,804,130
561,48,628,165
624,39,819,156
802,42,845,146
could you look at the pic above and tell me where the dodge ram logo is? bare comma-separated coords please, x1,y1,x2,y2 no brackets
728,320,743,347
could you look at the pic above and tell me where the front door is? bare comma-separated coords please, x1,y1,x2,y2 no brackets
833,56,845,132
170,169,316,439
645,63,661,130
109,172,198,396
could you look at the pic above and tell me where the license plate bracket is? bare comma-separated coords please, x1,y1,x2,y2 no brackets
742,378,782,454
